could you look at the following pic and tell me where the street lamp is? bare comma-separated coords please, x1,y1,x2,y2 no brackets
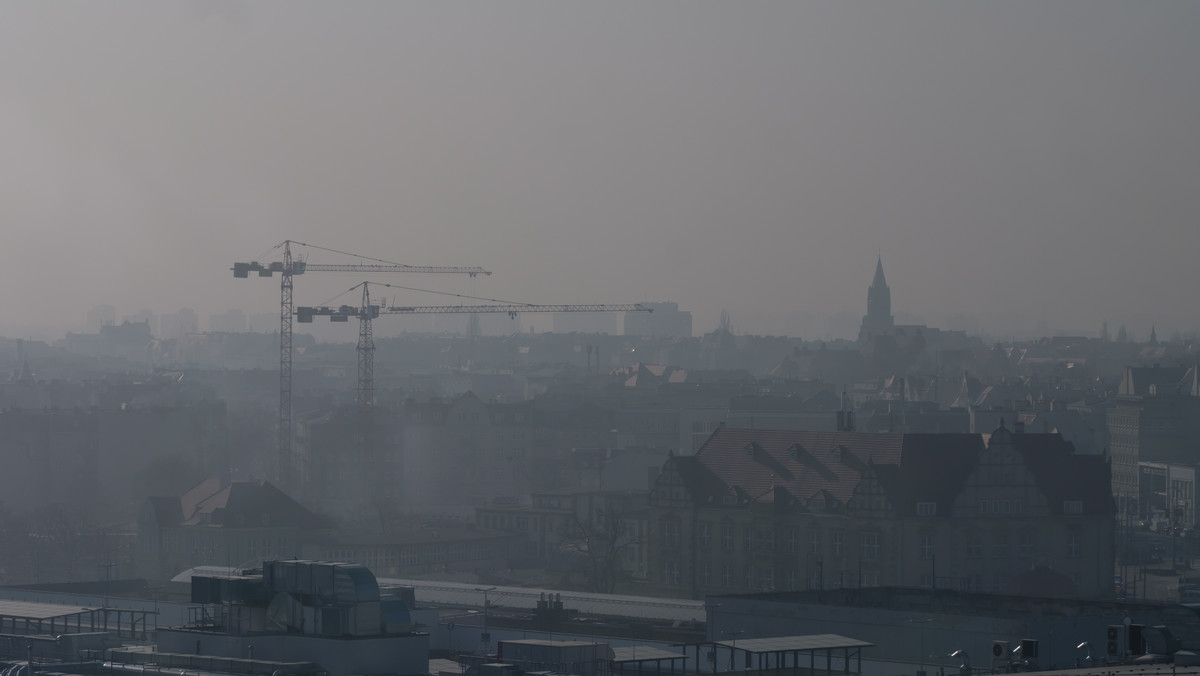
475,586,497,654
949,650,970,676
1075,642,1094,667
908,618,932,676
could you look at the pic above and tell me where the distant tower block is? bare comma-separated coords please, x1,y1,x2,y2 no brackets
624,302,692,338
858,257,894,342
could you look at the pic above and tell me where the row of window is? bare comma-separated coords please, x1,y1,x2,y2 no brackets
658,523,1084,560
665,561,885,591
676,523,883,558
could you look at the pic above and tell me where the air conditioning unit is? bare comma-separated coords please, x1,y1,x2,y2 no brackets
991,641,1009,659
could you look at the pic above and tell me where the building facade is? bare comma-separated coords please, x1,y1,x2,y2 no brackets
637,426,1114,599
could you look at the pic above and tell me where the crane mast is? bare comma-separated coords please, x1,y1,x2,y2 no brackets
232,241,490,492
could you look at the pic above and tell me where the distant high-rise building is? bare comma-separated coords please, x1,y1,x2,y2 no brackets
553,312,617,334
86,304,116,332
247,313,277,333
208,308,248,333
624,302,692,338
159,308,199,339
123,309,158,336
858,257,895,342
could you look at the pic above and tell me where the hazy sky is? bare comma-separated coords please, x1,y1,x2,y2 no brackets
2,2,1197,340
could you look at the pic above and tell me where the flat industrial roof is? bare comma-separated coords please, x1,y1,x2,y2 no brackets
0,600,96,620
379,577,705,624
612,646,686,663
712,634,874,653
502,639,604,648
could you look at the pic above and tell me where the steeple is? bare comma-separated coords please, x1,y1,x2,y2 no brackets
872,255,887,289
859,257,894,342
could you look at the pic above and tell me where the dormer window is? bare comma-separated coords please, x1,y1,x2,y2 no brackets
788,444,803,461
832,446,843,463
722,495,738,506
1063,500,1083,515
745,442,763,458
810,498,826,511
916,502,937,517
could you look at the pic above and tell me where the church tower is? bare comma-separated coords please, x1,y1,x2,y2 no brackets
858,257,894,342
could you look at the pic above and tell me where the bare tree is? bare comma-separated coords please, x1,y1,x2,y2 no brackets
560,504,641,594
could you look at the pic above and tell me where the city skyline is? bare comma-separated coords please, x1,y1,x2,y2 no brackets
2,2,1198,340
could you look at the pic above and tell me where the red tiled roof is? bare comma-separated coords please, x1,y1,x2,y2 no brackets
693,429,909,505
688,427,1107,516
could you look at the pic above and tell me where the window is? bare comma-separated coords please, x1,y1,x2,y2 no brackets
699,524,711,549
917,502,937,516
811,530,822,554
745,565,754,589
759,568,775,591
1066,531,1081,558
743,527,752,552
721,564,733,588
1014,500,1022,514
1063,500,1083,515
660,520,680,547
787,527,799,553
980,500,989,515
662,559,680,585
965,534,983,559
921,535,934,560
992,534,1009,558
833,530,843,556
700,562,711,586
721,524,734,551
756,528,774,552
920,573,934,588
860,533,879,559
1018,532,1034,558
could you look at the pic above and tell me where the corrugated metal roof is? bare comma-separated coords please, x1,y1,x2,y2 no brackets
0,600,96,620
378,578,705,623
612,646,686,663
713,634,873,653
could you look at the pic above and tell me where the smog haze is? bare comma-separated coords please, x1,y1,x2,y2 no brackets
2,1,1198,340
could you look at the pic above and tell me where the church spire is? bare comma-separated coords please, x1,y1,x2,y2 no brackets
859,256,894,343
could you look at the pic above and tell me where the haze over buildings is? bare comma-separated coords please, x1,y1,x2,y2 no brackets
1,2,1198,341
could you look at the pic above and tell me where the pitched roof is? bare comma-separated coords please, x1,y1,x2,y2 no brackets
1005,431,1111,515
874,434,984,516
1120,365,1192,396
691,429,910,505
685,427,1104,518
173,479,320,529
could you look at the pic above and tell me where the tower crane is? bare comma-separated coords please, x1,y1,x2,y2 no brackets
296,282,651,411
231,240,490,490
